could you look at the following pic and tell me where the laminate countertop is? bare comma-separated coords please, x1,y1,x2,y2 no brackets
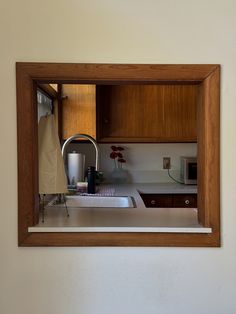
29,183,212,233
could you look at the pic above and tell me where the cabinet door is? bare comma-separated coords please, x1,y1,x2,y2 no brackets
140,193,197,208
97,85,165,142
163,85,198,142
172,194,197,208
140,194,173,208
97,84,198,143
62,84,96,140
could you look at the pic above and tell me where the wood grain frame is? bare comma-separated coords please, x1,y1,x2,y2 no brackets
16,63,220,247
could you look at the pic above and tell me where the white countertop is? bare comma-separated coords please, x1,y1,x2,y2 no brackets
29,183,211,233
134,182,197,194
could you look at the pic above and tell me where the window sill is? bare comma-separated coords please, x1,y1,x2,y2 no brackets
28,226,212,233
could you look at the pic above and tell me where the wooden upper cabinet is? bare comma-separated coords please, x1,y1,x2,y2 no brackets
62,84,96,140
97,85,164,141
96,84,198,143
162,85,198,142
61,83,198,143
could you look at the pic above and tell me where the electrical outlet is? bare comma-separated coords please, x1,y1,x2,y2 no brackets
163,157,171,169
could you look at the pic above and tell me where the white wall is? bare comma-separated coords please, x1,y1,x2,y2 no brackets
1,0,236,313
70,143,197,182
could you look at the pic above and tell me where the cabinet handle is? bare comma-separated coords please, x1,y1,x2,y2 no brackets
150,200,156,205
185,199,190,205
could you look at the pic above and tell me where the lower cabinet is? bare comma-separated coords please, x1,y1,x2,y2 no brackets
172,194,197,208
140,193,197,208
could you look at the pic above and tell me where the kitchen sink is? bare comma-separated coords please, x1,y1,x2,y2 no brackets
48,195,135,208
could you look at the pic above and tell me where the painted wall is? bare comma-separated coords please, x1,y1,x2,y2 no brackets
1,0,236,313
70,143,197,183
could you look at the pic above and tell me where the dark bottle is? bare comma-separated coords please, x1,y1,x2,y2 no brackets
87,166,96,194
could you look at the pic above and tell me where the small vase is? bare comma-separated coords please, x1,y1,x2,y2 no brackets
111,167,129,184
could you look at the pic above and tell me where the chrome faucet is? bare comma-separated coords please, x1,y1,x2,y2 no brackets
61,133,99,171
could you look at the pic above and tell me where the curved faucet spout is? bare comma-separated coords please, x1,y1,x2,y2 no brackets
61,133,99,171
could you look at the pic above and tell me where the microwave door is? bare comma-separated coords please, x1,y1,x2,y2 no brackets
187,162,197,184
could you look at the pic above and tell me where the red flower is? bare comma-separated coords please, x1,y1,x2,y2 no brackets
110,145,126,165
110,152,117,159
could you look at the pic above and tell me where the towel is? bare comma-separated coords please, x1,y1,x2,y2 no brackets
38,114,68,194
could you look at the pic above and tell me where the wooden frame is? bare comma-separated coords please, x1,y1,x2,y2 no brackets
16,63,220,247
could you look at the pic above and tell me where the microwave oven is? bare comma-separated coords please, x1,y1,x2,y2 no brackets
180,157,197,185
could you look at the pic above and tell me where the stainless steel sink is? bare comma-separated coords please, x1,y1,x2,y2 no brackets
48,195,135,208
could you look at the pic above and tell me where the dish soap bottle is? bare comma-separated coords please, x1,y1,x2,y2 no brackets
87,166,96,194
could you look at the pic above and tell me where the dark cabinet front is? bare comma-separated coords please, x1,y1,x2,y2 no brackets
140,193,197,208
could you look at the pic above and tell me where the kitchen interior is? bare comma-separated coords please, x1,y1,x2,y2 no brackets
30,82,210,233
